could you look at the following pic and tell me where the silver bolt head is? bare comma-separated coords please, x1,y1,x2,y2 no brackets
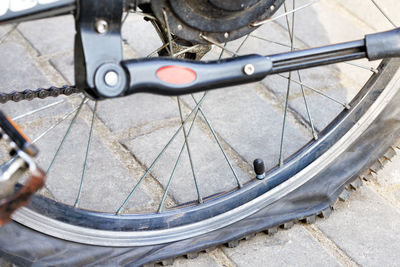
104,71,119,87
243,64,255,75
95,19,108,34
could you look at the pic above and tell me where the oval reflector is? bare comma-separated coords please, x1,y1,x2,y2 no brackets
156,65,197,85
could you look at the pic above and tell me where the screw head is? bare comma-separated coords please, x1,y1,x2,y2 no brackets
243,64,255,75
104,71,119,87
95,19,108,34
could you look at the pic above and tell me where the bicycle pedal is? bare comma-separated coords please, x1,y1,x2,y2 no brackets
0,110,45,226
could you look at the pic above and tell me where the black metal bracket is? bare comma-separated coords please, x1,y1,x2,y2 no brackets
74,0,127,99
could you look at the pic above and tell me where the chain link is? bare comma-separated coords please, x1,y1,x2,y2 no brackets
0,85,81,104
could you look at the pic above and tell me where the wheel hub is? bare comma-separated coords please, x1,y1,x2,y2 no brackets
150,0,285,44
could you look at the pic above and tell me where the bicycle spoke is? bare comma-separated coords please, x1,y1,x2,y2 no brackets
200,34,239,56
162,9,175,57
157,107,201,212
46,97,87,174
177,97,202,203
32,98,89,143
279,72,291,167
12,94,80,121
116,92,209,215
297,71,318,139
235,34,251,55
278,74,350,109
251,0,320,27
74,101,97,208
173,44,201,58
146,42,170,58
279,1,296,167
345,62,378,73
190,94,243,188
370,0,397,27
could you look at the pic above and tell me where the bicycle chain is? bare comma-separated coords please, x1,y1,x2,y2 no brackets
0,85,81,104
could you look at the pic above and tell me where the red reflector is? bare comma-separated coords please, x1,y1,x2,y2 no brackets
156,65,197,85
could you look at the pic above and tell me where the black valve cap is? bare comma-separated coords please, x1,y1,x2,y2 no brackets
253,158,265,176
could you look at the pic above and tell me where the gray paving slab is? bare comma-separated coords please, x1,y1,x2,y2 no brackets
336,0,400,31
372,153,400,206
172,253,220,267
18,15,75,56
93,94,179,133
316,186,400,267
50,51,74,84
223,225,340,267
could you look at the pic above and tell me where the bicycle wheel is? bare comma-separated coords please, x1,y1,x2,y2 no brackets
0,1,400,266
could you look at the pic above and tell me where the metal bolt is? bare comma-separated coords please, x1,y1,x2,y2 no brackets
104,71,119,87
270,5,275,11
224,32,229,39
177,24,183,31
95,19,108,34
243,64,255,75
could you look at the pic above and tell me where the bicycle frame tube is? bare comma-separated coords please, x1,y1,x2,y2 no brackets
0,0,76,24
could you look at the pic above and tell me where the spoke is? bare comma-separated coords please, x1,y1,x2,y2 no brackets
177,97,202,203
279,72,291,167
278,74,350,109
200,34,239,56
146,42,170,58
46,97,87,175
235,34,251,55
297,71,318,139
116,92,209,215
157,106,201,212
250,34,293,48
162,9,175,57
345,62,378,73
74,101,97,208
32,98,89,144
12,94,80,121
173,44,201,58
190,95,243,188
279,1,296,167
370,0,397,27
251,0,320,27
